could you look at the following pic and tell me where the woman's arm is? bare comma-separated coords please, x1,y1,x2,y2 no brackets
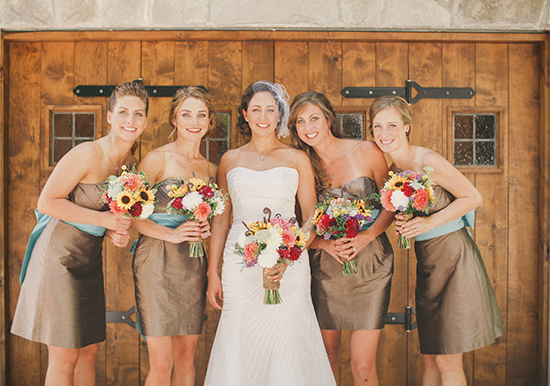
206,154,233,310
396,149,482,238
295,150,318,249
36,142,129,232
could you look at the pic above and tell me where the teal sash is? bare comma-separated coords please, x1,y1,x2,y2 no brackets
130,213,187,254
360,209,381,231
19,210,106,285
414,209,475,242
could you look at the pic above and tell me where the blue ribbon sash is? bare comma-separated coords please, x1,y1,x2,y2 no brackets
414,209,475,242
360,208,381,231
19,210,106,285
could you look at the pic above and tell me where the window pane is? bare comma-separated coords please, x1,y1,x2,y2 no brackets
205,139,229,166
454,115,473,139
53,113,73,137
337,113,363,139
211,112,230,138
475,141,496,166
475,114,496,139
74,113,95,137
53,139,73,164
454,141,473,165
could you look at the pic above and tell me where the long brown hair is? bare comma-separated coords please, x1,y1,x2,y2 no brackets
168,86,218,140
108,82,149,154
289,91,344,193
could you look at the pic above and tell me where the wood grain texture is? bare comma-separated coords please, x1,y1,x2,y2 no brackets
309,41,342,105
7,41,42,386
342,42,376,109
274,41,308,102
507,43,540,386
242,41,274,87
471,42,508,386
104,40,142,386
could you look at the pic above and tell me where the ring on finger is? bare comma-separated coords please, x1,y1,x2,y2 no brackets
352,247,356,253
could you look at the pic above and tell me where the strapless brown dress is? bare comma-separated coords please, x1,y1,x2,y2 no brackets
132,178,207,336
414,186,505,354
310,177,394,330
11,183,107,348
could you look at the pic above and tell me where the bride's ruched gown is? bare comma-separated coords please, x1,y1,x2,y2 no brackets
204,167,336,386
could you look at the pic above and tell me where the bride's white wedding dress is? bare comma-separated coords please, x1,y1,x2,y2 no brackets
204,166,336,386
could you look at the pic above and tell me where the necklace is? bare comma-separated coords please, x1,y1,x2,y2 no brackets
326,163,335,179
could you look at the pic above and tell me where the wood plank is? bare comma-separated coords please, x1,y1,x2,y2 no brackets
507,43,540,386
441,42,478,384
3,30,548,44
274,41,308,101
308,41,342,106
538,38,550,385
173,39,211,386
104,40,142,386
204,41,241,375
0,31,7,386
73,40,109,386
242,41,274,87
374,41,409,386
7,41,42,386
342,42,376,109
472,42,508,386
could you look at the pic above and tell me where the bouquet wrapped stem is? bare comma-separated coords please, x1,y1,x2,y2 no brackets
263,269,282,305
342,259,358,276
397,213,414,249
189,240,205,258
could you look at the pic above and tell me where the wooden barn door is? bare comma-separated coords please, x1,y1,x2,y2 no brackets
2,31,548,386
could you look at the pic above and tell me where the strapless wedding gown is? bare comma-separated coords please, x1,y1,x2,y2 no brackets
204,167,335,386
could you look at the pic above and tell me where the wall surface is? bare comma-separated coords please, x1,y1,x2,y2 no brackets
0,0,549,31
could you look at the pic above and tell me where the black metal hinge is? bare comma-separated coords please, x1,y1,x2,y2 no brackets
385,306,417,331
73,78,207,98
342,80,475,104
106,306,137,329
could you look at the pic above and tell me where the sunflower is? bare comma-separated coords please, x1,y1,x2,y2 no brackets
295,229,308,248
312,208,323,224
115,191,136,210
168,184,188,199
356,200,371,217
386,174,408,191
138,188,155,205
187,177,206,192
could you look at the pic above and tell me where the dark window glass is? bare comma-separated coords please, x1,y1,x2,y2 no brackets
454,141,473,166
337,113,364,139
454,114,473,139
51,111,96,165
452,113,497,167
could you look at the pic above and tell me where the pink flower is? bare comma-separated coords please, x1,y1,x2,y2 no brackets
412,189,429,211
281,229,296,247
194,202,212,221
109,201,124,216
199,185,214,198
380,190,396,212
121,173,143,192
244,242,260,263
270,217,290,230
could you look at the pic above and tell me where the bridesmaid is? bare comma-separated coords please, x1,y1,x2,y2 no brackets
289,91,394,386
369,95,504,386
11,82,148,386
131,86,215,386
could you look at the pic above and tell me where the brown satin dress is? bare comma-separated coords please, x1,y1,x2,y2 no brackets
310,177,394,330
132,178,207,337
11,183,107,349
414,186,505,354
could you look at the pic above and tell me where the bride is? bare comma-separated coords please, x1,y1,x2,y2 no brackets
205,81,336,386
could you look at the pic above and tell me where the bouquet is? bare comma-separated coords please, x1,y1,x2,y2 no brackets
234,208,309,305
312,197,373,276
376,167,435,249
165,177,226,257
101,165,156,220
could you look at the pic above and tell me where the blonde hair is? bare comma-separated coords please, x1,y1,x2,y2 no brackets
169,86,218,139
289,91,344,193
368,95,412,138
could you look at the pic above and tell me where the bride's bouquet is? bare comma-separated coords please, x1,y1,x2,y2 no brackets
234,208,309,305
374,167,435,249
165,177,226,257
101,165,156,220
312,197,373,276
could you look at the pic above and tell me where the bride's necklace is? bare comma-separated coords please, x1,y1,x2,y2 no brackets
252,144,271,161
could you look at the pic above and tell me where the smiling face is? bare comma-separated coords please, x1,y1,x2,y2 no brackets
243,92,279,137
107,95,147,142
172,97,211,141
371,107,410,153
295,103,331,147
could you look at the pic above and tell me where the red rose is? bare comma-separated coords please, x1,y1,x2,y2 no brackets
402,182,415,197
345,217,359,238
172,197,183,210
288,246,302,261
199,186,214,198
278,248,290,259
129,202,142,217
